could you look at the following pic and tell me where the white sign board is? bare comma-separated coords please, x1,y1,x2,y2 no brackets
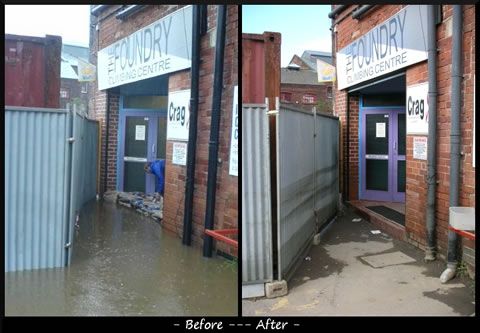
167,89,190,141
172,142,187,166
376,123,386,138
413,136,428,160
407,82,429,134
135,125,146,141
336,5,428,90
97,6,192,90
229,86,238,176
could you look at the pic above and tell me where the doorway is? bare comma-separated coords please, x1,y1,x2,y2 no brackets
118,95,167,194
360,104,406,203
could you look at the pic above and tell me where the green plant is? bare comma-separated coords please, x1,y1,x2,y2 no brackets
316,100,332,112
456,260,468,278
221,258,238,273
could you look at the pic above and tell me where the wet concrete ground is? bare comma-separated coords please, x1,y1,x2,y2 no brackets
243,207,475,316
5,200,238,316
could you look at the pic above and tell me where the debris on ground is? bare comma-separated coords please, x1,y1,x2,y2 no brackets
304,256,311,261
103,191,163,222
352,218,362,223
370,230,381,234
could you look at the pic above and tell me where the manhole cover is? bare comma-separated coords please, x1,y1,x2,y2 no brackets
361,251,416,268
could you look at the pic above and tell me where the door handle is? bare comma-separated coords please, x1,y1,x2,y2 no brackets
152,143,156,155
393,141,397,154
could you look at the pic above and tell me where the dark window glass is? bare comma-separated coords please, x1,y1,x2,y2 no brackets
366,114,389,155
124,96,167,109
398,113,406,155
125,117,148,157
366,159,388,191
124,162,146,192
363,93,405,107
156,117,167,159
397,160,406,193
327,87,332,98
281,92,292,103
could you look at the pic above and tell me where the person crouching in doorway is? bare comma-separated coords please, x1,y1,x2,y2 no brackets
144,159,166,216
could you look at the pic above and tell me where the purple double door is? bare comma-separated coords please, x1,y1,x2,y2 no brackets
360,108,406,203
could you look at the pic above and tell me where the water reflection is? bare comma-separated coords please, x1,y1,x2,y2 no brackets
5,200,238,316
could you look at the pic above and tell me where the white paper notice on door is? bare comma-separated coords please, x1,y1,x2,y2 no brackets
376,122,386,138
135,125,146,141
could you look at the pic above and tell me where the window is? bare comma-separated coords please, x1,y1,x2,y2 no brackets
280,92,292,103
327,87,333,99
81,84,88,94
60,88,69,98
303,94,315,104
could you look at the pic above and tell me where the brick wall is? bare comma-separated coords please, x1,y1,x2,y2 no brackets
164,5,238,257
91,5,238,258
333,5,475,264
280,82,333,112
290,55,311,70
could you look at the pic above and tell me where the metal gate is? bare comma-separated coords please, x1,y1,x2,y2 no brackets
276,104,339,280
5,105,99,272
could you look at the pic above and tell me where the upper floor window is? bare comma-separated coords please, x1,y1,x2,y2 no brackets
303,94,315,104
81,83,88,94
281,92,292,103
60,88,69,98
327,87,333,99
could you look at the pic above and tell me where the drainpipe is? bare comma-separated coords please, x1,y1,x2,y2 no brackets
352,5,375,20
346,93,350,201
328,4,348,19
182,5,201,246
425,5,439,261
203,5,227,257
440,5,463,283
103,90,110,194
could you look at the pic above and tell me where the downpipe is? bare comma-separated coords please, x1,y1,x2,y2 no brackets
203,5,227,257
182,5,202,246
425,5,438,262
441,5,463,283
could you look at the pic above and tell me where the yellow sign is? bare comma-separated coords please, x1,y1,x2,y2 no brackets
317,59,336,82
78,58,96,82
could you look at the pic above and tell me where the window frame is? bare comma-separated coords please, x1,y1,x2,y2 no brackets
302,94,316,105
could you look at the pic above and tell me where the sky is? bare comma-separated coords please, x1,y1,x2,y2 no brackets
5,5,91,47
242,5,333,67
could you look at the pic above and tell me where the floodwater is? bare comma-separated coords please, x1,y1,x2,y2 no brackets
5,200,238,316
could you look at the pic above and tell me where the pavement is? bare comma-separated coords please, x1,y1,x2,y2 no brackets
242,207,475,316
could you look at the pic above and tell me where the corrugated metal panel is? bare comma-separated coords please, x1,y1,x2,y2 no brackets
66,109,99,265
5,106,70,272
5,106,99,272
277,105,316,280
314,113,339,227
242,104,273,284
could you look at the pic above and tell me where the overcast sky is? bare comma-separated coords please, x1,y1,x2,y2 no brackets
242,5,333,67
5,5,91,46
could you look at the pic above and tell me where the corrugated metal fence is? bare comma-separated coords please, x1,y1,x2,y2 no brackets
276,104,339,280
242,104,274,284
242,102,339,288
5,106,99,272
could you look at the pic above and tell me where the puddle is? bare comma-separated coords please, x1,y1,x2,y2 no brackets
5,200,238,316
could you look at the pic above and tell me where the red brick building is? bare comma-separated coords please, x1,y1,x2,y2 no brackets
281,51,333,113
331,5,475,278
89,5,238,258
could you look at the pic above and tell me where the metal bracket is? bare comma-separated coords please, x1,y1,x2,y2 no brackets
64,242,71,248
67,137,75,143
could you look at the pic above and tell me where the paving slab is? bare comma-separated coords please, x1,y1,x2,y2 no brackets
361,251,416,268
242,207,475,316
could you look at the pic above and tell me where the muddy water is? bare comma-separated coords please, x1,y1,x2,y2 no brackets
5,200,238,316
